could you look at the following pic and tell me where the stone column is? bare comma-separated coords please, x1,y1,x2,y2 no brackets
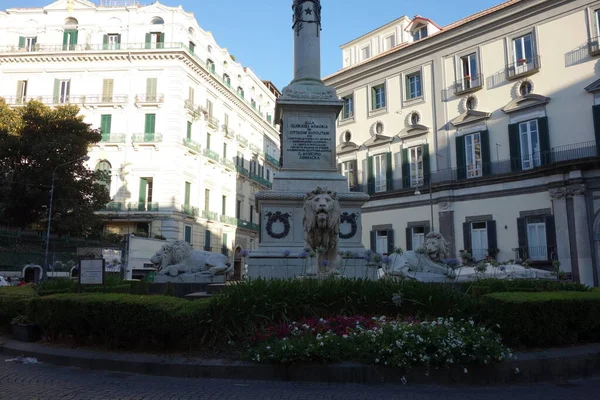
549,187,572,273
291,0,322,84
570,184,595,286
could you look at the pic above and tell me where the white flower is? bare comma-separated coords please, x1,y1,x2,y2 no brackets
514,367,520,374
266,346,271,350
463,368,468,374
342,334,348,339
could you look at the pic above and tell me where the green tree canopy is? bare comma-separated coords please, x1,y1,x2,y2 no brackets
0,99,110,235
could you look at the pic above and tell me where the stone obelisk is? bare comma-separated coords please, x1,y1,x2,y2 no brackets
247,0,370,279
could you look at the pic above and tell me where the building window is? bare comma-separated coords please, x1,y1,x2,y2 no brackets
237,87,244,98
223,142,227,159
206,132,211,150
222,195,227,216
103,34,121,50
207,59,215,73
95,160,112,189
138,177,153,210
412,26,428,41
371,84,386,110
373,154,387,193
204,189,210,212
513,33,533,64
361,45,371,60
62,28,78,51
145,32,164,49
186,121,192,140
146,77,158,101
250,205,254,224
100,114,112,139
375,231,388,255
385,34,396,50
151,17,164,24
184,181,191,206
409,146,424,187
206,99,213,117
460,53,479,89
340,160,357,189
250,99,256,109
144,113,156,141
267,169,271,180
189,41,195,54
519,119,540,170
526,216,547,261
223,73,231,87
53,79,70,103
465,132,482,178
16,80,27,103
204,230,212,251
236,200,241,218
184,226,192,244
102,78,114,102
18,36,37,52
470,221,488,261
188,87,195,103
222,233,229,255
405,72,422,100
342,95,353,119
466,96,476,110
370,228,395,255
411,226,426,250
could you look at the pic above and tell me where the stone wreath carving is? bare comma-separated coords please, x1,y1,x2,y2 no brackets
265,211,292,239
339,212,358,239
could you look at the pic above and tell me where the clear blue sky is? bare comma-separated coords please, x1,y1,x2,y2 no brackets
0,0,504,90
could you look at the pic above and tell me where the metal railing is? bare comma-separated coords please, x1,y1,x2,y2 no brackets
237,219,259,232
506,55,541,80
250,144,262,154
220,215,238,226
100,133,126,143
454,73,484,95
181,204,199,217
512,245,557,264
221,157,235,170
183,138,202,153
132,133,163,143
236,165,249,177
203,148,220,162
202,210,218,221
126,202,160,212
84,94,128,105
135,93,164,104
250,172,272,189
237,135,248,147
207,116,219,130
589,36,600,55
265,153,280,167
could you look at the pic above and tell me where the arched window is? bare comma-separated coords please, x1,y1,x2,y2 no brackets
223,73,231,87
151,17,164,25
64,17,78,27
95,160,112,190
237,86,244,98
207,59,215,73
63,18,78,51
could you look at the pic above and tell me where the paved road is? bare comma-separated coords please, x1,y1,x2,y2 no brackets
1,360,599,400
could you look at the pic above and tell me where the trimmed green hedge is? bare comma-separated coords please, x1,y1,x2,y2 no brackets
28,293,211,349
481,291,600,347
0,286,38,324
467,279,589,298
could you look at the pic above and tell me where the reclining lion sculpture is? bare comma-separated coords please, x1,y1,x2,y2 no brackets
150,240,232,277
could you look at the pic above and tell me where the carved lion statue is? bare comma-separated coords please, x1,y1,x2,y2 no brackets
422,232,450,262
388,231,455,279
150,240,232,277
303,187,341,274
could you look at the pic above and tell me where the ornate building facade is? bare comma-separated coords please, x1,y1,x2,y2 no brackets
324,0,600,286
0,0,281,258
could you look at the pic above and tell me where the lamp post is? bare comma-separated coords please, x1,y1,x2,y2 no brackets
43,155,90,281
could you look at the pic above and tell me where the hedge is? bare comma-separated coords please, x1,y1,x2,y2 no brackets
27,293,211,349
0,286,38,324
481,291,600,347
466,279,589,298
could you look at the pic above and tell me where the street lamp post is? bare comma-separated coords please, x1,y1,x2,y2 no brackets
43,155,90,281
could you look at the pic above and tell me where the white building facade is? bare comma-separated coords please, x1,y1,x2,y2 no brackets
0,0,281,267
324,0,600,286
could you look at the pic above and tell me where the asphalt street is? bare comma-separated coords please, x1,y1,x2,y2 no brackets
1,359,599,400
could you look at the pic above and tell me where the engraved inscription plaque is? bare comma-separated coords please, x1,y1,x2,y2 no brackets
284,113,335,170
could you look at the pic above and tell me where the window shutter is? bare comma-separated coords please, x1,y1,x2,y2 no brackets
508,123,521,172
538,116,550,165
18,36,25,49
100,115,111,135
593,105,600,155
16,81,24,100
184,226,192,244
370,231,376,252
116,34,121,47
422,144,430,186
71,30,78,46
102,79,114,100
139,178,148,205
401,148,409,188
205,230,211,250
159,33,165,46
146,78,157,97
187,121,192,140
367,156,374,195
480,130,491,175
462,222,471,253
545,215,557,261
592,10,599,41
145,33,151,48
53,79,60,103
62,31,69,48
184,182,191,206
405,227,412,251
487,220,497,254
370,87,376,110
351,160,358,188
386,229,395,255
455,135,466,180
385,151,393,191
103,34,108,50
405,76,410,100
517,217,528,259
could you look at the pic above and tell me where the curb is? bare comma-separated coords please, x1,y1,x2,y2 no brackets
1,338,600,385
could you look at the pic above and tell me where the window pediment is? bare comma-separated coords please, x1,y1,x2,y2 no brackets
337,141,359,154
585,78,600,93
398,124,429,139
362,134,392,148
450,110,491,128
502,94,550,114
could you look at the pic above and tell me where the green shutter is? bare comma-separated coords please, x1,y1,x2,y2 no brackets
70,30,78,46
146,78,157,98
223,233,228,251
102,79,114,101
367,156,374,194
139,178,148,207
184,182,191,206
145,33,151,49
62,31,69,49
455,135,466,180
100,115,112,136
385,152,393,191
537,116,550,165
144,114,156,141
422,144,430,186
480,130,491,176
103,34,108,50
18,36,25,49
53,79,60,103
401,148,409,188
371,87,376,110
187,121,192,139
204,230,212,250
184,226,192,244
16,81,24,102
592,10,599,40
593,105,600,155
508,123,521,172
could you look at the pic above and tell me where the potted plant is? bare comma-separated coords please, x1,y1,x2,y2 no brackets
518,58,528,65
11,315,40,343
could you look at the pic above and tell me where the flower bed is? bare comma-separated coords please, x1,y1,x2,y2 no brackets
244,316,513,371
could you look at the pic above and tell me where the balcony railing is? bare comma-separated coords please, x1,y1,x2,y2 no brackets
589,36,600,56
265,153,280,167
454,73,484,95
132,133,163,143
220,215,238,226
207,116,219,130
1,96,41,105
349,141,598,195
237,219,260,232
506,55,541,80
84,94,128,105
134,93,164,104
100,133,126,143
236,164,249,177
250,172,272,189
103,202,125,212
512,245,558,265
222,125,234,139
203,148,220,163
221,157,235,170
250,144,262,154
181,204,199,217
237,135,248,147
127,202,160,212
202,210,218,221
183,138,202,153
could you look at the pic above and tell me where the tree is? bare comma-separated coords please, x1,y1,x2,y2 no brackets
0,99,110,236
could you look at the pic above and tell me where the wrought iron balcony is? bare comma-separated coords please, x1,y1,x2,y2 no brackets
0,96,42,106
103,202,125,212
221,157,235,171
84,94,128,106
183,138,202,153
127,202,160,212
220,215,238,226
132,133,163,143
100,133,126,143
250,144,262,154
237,219,259,232
182,204,199,216
250,172,272,189
589,36,600,56
237,135,248,147
222,125,235,139
454,73,484,95
236,164,249,177
202,210,219,221
506,55,541,80
265,153,280,167
207,116,219,130
203,148,220,163
37,95,85,105
134,93,164,105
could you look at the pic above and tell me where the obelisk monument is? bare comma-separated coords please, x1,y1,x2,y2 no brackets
247,0,370,279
